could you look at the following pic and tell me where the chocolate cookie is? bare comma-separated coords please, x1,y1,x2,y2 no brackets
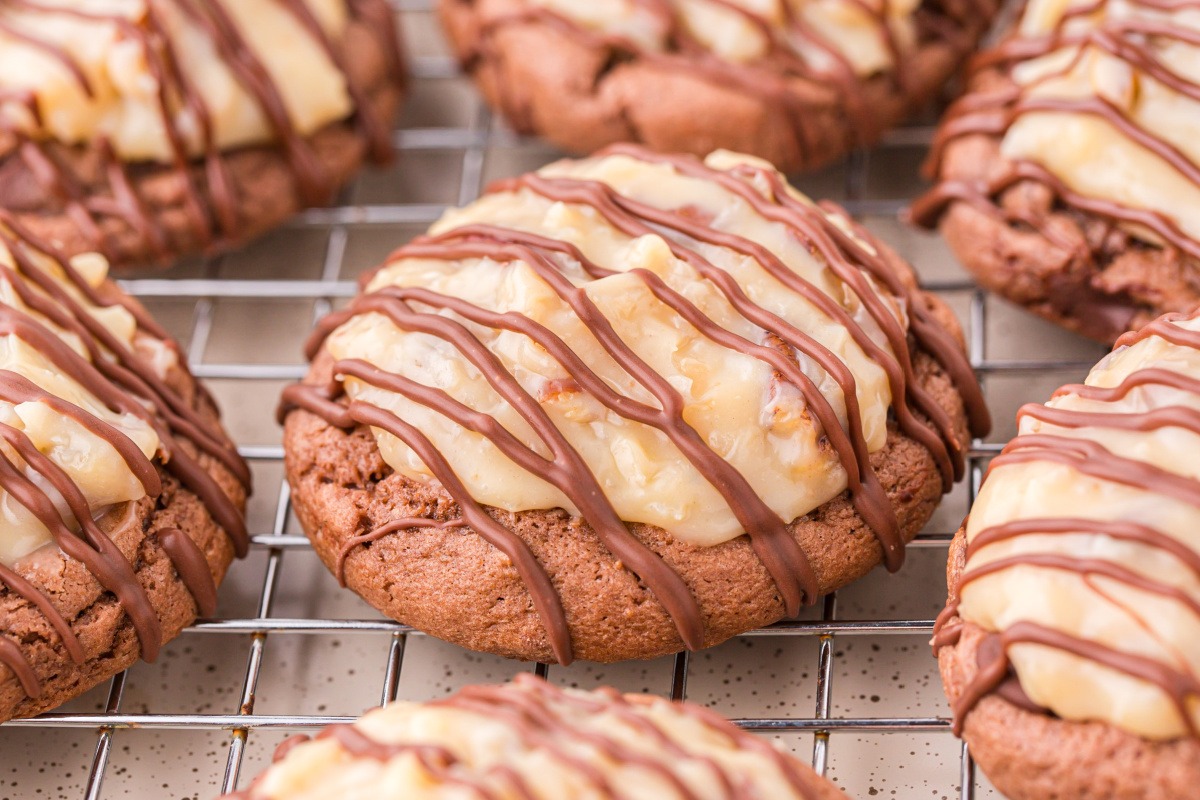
438,0,999,174
281,146,989,664
230,674,850,800
0,0,405,270
0,220,249,722
932,310,1200,798
913,0,1200,344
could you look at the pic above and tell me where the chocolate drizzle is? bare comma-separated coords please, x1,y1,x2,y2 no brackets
912,0,1200,265
234,675,833,799
281,147,987,665
0,0,400,264
458,0,993,169
937,309,1200,739
0,224,246,703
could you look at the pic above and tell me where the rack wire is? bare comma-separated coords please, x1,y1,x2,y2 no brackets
0,2,1114,798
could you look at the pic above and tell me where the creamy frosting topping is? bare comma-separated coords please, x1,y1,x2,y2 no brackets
998,0,1200,248
238,676,836,800
0,0,353,162
0,240,161,566
326,151,902,546
528,0,921,76
958,311,1200,740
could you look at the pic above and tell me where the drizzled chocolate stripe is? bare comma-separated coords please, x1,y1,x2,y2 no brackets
940,311,1200,736
0,0,396,261
0,228,245,702
913,0,1200,262
158,527,218,618
463,0,990,165
336,516,465,585
951,621,1200,737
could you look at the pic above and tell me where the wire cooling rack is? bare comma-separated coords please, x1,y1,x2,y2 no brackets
0,2,1115,798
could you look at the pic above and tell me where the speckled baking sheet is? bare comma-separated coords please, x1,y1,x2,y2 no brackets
0,2,1113,798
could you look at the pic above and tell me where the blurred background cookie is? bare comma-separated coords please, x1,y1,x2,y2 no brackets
280,145,989,664
0,220,249,722
438,0,998,174
230,674,850,799
914,0,1200,343
0,0,405,269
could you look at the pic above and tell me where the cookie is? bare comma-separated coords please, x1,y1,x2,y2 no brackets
281,146,989,664
438,0,999,174
0,220,249,722
0,0,405,270
229,674,849,800
913,0,1200,343
932,309,1200,798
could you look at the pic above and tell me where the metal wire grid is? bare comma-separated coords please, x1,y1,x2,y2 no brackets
0,1,1108,796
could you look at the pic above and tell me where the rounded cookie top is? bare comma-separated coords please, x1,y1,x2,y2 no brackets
232,675,849,800
284,146,988,664
914,0,1200,340
941,309,1200,741
439,0,997,172
0,216,248,710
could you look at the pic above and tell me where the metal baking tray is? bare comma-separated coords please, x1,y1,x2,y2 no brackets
0,1,1112,797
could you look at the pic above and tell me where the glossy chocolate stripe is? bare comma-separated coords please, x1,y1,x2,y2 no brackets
955,620,1200,737
1053,367,1200,405
335,516,466,585
0,227,249,487
0,560,83,663
0,305,247,556
158,528,218,618
346,399,573,664
286,148,982,666
990,433,1200,508
452,684,701,800
960,553,1200,618
394,224,860,591
1019,402,1200,435
318,268,739,636
176,0,329,207
245,675,832,799
967,518,1200,579
0,370,160,497
0,635,39,697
